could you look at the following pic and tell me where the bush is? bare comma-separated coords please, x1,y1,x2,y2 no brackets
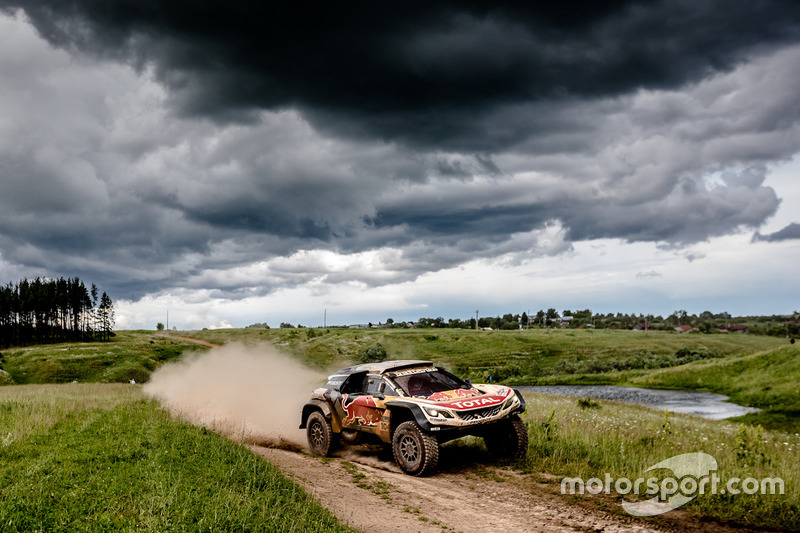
490,363,522,382
0,369,13,385
357,343,387,364
106,366,151,384
577,397,601,409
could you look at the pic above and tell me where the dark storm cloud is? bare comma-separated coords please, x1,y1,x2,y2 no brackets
754,223,800,242
1,2,800,302
3,0,800,150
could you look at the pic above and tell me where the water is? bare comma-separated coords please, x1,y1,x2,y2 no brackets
516,385,760,420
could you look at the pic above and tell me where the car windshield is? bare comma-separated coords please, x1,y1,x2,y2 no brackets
392,370,469,398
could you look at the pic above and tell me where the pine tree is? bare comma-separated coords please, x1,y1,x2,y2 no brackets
98,292,115,341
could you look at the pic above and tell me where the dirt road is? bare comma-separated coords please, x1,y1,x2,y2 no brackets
157,333,221,348
251,444,671,533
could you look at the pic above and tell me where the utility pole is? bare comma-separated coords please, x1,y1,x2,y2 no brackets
324,308,327,328
166,309,169,332
475,310,479,330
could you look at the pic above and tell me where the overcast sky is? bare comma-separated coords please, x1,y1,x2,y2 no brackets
1,1,799,329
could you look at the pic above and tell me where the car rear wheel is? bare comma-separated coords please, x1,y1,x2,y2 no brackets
484,415,529,460
306,411,337,456
392,420,439,476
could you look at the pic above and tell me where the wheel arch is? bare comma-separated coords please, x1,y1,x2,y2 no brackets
300,400,333,429
385,401,433,434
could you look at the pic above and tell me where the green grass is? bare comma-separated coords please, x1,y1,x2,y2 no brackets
520,392,800,530
0,331,207,385
0,383,354,532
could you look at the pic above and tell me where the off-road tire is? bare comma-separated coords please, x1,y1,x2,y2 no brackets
392,420,439,476
484,415,529,460
306,411,338,456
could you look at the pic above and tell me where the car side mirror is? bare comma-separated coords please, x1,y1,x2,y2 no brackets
373,393,385,400
465,378,472,386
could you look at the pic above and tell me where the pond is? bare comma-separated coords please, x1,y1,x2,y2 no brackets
516,385,760,420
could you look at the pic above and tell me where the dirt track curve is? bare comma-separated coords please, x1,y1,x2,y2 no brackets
251,444,754,533
157,333,222,348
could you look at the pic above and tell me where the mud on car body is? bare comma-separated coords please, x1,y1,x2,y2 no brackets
300,360,528,476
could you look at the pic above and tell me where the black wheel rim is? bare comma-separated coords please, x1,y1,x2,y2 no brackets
399,433,420,465
310,421,325,449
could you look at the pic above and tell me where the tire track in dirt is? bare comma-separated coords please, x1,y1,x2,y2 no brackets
251,445,668,533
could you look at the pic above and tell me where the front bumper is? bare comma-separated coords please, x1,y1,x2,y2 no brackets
388,388,526,436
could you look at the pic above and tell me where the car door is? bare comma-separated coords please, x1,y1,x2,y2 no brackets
338,372,384,432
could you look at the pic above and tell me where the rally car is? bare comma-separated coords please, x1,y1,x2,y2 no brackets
300,360,528,476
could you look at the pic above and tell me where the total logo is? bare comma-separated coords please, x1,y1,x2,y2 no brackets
450,396,503,409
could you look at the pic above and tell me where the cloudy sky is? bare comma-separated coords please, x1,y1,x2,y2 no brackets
1,1,799,329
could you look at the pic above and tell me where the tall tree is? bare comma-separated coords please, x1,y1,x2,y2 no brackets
98,292,115,341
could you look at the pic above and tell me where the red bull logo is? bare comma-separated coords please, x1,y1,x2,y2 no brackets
341,394,382,426
428,389,480,402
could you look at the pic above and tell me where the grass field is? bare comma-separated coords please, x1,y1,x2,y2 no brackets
181,326,786,376
519,392,800,531
0,383,354,532
1,327,798,530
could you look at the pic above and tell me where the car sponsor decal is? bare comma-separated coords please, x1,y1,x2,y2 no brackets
433,388,512,410
390,367,437,377
428,389,480,401
341,394,383,426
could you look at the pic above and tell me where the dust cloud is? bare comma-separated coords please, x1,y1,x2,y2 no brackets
143,343,325,449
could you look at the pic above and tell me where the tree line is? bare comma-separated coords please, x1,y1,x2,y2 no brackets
380,309,799,337
0,277,115,348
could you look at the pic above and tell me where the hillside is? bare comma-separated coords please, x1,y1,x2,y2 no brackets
180,327,797,432
0,327,795,432
0,331,206,385
632,344,800,432
181,326,786,375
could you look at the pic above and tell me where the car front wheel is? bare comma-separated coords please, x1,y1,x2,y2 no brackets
392,420,439,476
484,414,529,460
306,411,337,456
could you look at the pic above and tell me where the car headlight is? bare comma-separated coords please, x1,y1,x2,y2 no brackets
423,407,454,419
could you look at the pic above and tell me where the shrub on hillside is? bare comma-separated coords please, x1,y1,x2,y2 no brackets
0,369,13,385
357,343,387,364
